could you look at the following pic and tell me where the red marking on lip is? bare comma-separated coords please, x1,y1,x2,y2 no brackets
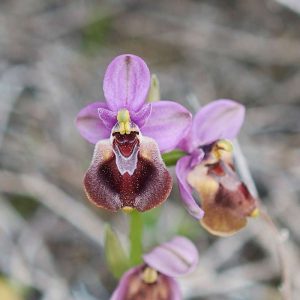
113,131,139,157
206,161,257,217
207,162,226,177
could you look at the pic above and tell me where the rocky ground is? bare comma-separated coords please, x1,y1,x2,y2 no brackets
0,0,299,299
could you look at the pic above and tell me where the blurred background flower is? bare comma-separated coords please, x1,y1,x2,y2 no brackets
112,236,198,300
0,0,299,299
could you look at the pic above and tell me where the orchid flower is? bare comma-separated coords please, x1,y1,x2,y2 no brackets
111,236,198,300
76,54,192,212
176,100,258,236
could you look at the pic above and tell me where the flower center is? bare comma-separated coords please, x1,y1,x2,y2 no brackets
212,139,233,160
142,267,158,284
117,109,132,135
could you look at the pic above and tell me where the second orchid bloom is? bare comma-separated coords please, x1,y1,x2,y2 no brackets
176,100,258,236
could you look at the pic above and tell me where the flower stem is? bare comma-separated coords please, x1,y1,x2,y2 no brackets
129,210,143,266
162,149,186,166
233,140,291,300
259,210,291,300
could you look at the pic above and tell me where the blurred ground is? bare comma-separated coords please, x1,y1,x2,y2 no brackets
0,0,300,299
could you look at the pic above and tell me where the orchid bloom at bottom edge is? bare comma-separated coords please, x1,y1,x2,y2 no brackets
176,99,259,237
111,236,198,300
76,54,192,213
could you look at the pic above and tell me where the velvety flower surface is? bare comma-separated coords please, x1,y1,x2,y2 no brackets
76,54,192,212
176,100,258,236
111,236,198,300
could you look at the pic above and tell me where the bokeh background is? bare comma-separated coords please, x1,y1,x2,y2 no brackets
0,0,300,299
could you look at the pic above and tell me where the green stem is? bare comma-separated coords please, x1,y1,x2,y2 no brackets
162,149,186,166
129,210,143,266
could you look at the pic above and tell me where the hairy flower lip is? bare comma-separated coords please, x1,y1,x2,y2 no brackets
84,136,173,212
187,154,257,236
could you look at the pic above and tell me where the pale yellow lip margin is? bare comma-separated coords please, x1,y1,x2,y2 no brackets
200,217,247,237
122,206,134,213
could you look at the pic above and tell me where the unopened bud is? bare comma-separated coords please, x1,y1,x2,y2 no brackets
147,74,160,102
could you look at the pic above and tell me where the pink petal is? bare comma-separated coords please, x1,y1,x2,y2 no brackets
176,156,205,219
76,102,111,144
141,101,192,153
168,277,182,300
176,127,194,153
103,54,150,112
98,107,117,129
193,99,245,146
143,236,199,277
130,103,152,128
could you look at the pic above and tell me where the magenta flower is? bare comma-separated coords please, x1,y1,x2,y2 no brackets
176,100,258,236
111,236,198,300
76,54,192,212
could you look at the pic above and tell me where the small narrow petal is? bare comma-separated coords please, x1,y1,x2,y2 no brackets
76,102,111,144
103,54,150,112
98,107,117,129
130,103,152,128
141,101,192,153
111,266,181,300
192,99,245,146
143,236,199,277
84,136,172,212
175,156,205,219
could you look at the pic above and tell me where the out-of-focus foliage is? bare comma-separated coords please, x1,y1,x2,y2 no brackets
0,279,22,300
104,225,130,279
82,14,113,54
